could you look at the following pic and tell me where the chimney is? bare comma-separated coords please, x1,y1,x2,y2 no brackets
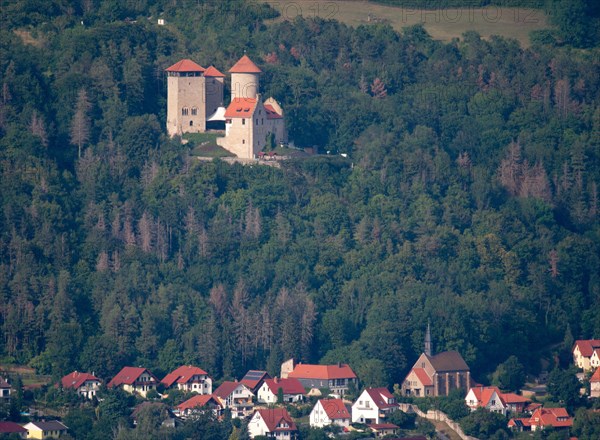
274,377,279,384
338,362,342,368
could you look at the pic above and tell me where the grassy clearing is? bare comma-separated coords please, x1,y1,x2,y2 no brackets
184,132,235,157
264,1,550,46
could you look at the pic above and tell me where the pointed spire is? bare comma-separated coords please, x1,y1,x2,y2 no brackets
425,321,432,356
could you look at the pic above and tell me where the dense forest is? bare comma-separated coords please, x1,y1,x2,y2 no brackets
1,0,599,405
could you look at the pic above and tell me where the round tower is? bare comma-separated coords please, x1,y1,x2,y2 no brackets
165,59,206,136
228,55,262,101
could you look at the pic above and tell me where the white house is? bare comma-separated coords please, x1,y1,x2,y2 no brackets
465,386,507,414
60,371,101,399
352,388,398,424
591,368,600,398
213,381,254,419
573,339,600,371
161,365,212,394
257,377,305,404
309,398,351,428
107,366,158,398
0,378,11,400
248,408,298,439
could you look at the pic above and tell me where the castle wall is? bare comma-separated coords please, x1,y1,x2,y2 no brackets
167,74,206,136
205,77,224,117
218,116,255,159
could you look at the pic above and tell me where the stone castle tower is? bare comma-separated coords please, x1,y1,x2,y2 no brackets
229,54,261,101
165,59,224,137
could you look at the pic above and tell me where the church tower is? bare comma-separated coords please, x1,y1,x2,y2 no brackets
425,322,432,356
228,54,261,101
165,59,207,136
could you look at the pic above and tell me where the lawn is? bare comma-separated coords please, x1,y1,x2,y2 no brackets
184,132,235,158
264,0,551,47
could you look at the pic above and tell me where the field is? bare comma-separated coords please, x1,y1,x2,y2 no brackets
264,0,551,46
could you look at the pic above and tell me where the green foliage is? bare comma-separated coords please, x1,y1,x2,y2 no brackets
572,408,600,440
491,355,526,392
460,408,510,438
547,367,582,410
0,1,599,426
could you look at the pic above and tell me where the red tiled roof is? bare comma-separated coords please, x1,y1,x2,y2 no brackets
574,340,600,357
288,363,357,380
214,381,251,399
369,423,399,430
365,388,397,409
224,98,257,118
229,55,262,73
0,422,27,433
264,104,283,119
319,398,350,420
178,394,222,411
161,365,209,388
511,407,574,429
0,379,10,388
255,408,297,432
502,392,531,404
108,367,156,387
166,59,205,73
412,368,433,387
591,367,600,382
61,371,100,390
531,407,573,428
264,378,305,396
204,65,225,77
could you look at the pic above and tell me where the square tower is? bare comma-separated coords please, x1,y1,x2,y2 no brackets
166,59,207,136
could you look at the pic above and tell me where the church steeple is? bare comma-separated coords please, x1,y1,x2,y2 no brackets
425,322,432,356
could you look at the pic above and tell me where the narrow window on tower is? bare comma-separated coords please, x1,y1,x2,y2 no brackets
192,107,197,115
182,108,189,116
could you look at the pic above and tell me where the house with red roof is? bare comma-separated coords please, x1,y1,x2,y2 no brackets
508,407,573,432
107,367,158,398
352,387,398,424
213,381,254,419
369,423,400,437
590,367,600,398
309,398,351,428
573,339,600,371
240,370,271,394
0,421,27,438
176,394,223,419
160,365,212,394
217,55,286,159
286,362,358,396
465,386,531,415
60,371,101,399
257,377,305,404
248,408,298,440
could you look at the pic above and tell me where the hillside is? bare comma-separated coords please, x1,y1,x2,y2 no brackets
0,0,599,437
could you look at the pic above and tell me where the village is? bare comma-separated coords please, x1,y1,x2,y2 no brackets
1,333,599,439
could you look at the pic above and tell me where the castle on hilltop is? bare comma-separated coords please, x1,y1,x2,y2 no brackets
165,55,286,159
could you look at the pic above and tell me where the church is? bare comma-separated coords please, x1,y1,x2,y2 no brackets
165,55,286,159
401,324,472,397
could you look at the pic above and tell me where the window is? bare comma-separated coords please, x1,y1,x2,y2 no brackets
256,119,258,125
242,119,246,125
182,108,189,116
242,140,245,144
192,107,197,115
190,121,193,126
